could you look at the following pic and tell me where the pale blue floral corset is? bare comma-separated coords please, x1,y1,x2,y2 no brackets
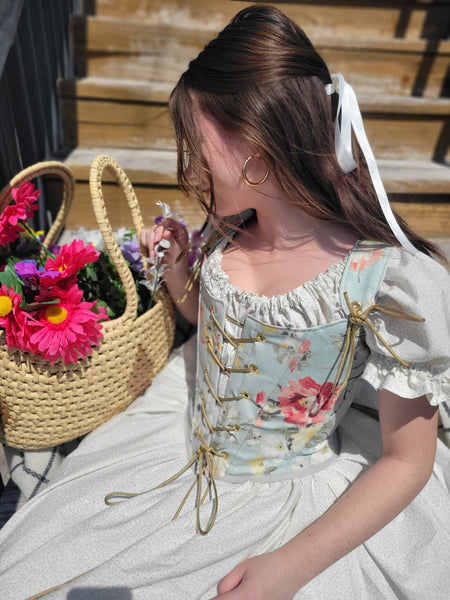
188,241,392,482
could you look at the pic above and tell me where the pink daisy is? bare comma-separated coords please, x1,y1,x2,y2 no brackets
11,181,40,218
40,239,99,288
28,286,108,364
0,182,40,246
0,284,33,352
0,204,28,245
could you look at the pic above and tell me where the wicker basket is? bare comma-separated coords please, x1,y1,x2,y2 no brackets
0,155,175,449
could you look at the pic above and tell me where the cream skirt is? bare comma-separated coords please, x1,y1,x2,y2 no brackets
0,336,449,600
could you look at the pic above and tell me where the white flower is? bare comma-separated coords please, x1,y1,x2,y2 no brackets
222,403,241,423
155,200,172,219
259,434,289,463
69,227,104,248
156,238,171,250
141,202,178,301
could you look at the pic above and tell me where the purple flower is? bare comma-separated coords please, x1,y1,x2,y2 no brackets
48,243,61,255
14,259,45,289
15,259,41,277
187,230,203,268
155,213,186,227
120,240,143,272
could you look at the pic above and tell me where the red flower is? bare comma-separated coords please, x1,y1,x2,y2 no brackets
28,285,109,364
0,182,41,246
0,284,33,352
40,239,99,288
256,390,266,405
277,376,337,427
0,204,28,246
11,181,40,218
298,339,311,354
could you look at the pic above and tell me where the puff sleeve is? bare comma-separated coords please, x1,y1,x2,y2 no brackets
361,248,450,405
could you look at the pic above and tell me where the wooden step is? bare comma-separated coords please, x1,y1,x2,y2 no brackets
72,17,210,82
318,37,450,98
65,146,177,185
361,96,450,162
90,0,450,40
63,146,186,231
72,17,450,97
60,78,450,161
63,147,450,235
376,158,450,195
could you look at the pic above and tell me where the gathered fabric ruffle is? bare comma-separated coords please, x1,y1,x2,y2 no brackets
362,354,450,406
203,240,347,328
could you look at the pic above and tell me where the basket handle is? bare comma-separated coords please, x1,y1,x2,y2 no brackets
0,161,75,247
89,154,148,324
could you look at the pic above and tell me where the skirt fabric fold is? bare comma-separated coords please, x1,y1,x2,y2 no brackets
1,336,449,600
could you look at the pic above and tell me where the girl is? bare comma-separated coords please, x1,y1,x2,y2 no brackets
1,5,449,599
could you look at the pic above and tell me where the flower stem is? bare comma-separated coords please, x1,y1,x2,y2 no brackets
147,215,167,307
20,222,55,259
148,257,160,308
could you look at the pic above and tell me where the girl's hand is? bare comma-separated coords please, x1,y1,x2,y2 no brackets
212,550,300,600
140,218,190,277
141,218,200,324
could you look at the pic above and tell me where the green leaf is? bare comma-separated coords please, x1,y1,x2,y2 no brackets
23,298,60,312
121,228,136,242
0,264,23,295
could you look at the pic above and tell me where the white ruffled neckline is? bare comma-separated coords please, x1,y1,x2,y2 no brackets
202,241,350,328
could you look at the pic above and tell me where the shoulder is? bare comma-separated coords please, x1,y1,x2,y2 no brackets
345,240,450,356
347,240,449,298
358,245,450,404
381,246,450,309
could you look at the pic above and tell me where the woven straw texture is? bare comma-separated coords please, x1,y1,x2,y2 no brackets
0,155,175,449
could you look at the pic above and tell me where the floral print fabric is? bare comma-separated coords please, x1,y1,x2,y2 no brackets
190,241,393,481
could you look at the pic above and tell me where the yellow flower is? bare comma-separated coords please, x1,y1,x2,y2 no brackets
0,296,13,317
44,305,68,325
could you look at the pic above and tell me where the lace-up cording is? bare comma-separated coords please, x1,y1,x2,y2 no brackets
332,292,425,394
104,303,265,534
105,427,229,535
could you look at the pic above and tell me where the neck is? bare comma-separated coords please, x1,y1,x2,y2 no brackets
246,188,355,254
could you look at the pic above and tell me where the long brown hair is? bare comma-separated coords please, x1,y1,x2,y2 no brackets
169,4,442,258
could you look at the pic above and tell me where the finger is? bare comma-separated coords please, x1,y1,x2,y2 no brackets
153,224,165,245
162,218,189,245
140,226,167,259
211,586,246,599
140,229,155,256
217,564,246,595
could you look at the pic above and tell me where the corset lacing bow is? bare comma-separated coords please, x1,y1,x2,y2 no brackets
332,292,425,394
105,306,265,534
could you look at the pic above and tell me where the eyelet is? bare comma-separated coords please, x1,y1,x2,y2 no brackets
257,334,266,342
233,424,241,432
241,391,250,399
221,451,229,460
249,363,258,373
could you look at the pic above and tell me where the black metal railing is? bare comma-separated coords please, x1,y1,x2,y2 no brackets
0,0,83,229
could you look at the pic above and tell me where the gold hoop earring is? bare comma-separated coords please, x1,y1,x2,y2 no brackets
242,156,270,187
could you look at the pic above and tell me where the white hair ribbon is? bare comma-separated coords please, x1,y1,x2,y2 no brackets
327,74,417,255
